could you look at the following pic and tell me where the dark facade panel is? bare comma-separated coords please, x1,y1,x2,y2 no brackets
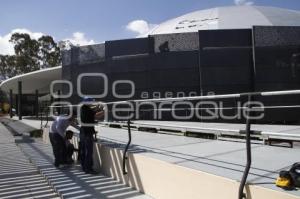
79,76,106,96
200,48,252,68
149,51,199,69
253,26,300,123
199,29,253,95
148,51,200,95
254,26,300,91
105,38,149,58
254,46,300,88
61,50,72,66
60,28,300,123
109,56,149,73
202,67,251,86
199,29,252,47
149,68,199,88
255,94,300,123
66,61,110,104
61,64,73,101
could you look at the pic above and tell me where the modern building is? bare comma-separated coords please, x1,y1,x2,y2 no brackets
1,6,300,199
1,5,300,123
61,6,300,123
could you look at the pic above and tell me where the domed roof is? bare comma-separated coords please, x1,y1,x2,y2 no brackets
147,6,300,35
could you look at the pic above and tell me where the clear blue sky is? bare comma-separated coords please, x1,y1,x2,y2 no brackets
1,0,300,43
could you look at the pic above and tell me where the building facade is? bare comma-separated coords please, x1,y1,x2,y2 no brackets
61,6,300,123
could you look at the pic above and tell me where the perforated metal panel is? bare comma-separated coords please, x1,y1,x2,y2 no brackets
61,28,300,123
79,44,105,64
254,26,300,47
151,32,199,53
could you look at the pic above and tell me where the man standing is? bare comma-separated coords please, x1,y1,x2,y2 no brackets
80,97,104,174
49,114,74,167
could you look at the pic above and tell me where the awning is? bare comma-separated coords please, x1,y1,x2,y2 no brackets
0,66,61,94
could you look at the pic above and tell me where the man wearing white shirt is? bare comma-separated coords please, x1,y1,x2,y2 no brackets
49,114,74,167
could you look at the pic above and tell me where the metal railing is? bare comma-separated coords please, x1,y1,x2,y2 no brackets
40,106,50,131
48,89,300,199
122,120,132,175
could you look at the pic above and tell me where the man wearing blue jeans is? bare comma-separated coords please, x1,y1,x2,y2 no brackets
49,114,74,167
80,97,104,174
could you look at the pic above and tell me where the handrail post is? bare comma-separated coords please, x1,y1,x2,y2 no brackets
123,119,132,175
44,107,49,128
40,108,43,131
35,90,39,119
18,81,22,120
238,94,253,199
9,89,13,118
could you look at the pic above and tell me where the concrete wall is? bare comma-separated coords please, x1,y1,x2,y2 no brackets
42,129,300,199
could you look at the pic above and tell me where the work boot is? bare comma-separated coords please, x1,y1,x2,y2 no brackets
85,169,98,175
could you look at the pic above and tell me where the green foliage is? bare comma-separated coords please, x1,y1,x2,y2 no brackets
0,33,61,80
0,55,19,78
38,35,61,68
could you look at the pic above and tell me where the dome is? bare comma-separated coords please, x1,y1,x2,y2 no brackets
147,6,300,35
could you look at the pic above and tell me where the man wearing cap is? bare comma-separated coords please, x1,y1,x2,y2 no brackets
80,97,104,174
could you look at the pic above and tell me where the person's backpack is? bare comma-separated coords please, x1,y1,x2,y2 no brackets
289,163,300,187
276,163,300,189
276,170,292,188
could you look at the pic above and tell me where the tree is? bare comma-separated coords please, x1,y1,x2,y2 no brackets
38,35,61,68
0,33,62,81
10,33,41,73
0,55,19,78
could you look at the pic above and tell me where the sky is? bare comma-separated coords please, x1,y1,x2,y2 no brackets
1,0,300,55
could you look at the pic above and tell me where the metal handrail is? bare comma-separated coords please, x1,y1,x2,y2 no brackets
48,89,300,198
49,89,300,108
122,120,132,175
238,95,253,199
40,106,50,130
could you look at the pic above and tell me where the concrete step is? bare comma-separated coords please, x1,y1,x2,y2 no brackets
0,123,59,199
16,136,152,199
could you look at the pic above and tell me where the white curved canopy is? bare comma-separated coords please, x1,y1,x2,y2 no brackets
0,66,61,94
146,6,300,35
